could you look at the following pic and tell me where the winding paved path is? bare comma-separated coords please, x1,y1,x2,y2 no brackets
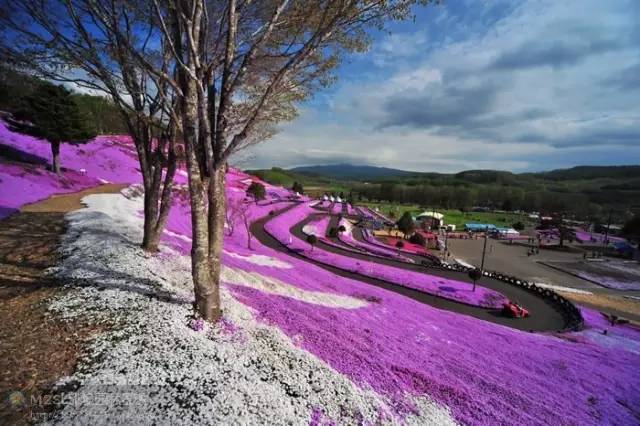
252,204,568,332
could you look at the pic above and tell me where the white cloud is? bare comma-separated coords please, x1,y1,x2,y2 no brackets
242,0,640,172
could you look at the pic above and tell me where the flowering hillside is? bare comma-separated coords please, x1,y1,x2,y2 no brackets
1,122,640,425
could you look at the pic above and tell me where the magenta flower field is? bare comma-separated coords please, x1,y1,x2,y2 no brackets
264,201,510,308
337,218,415,262
2,120,640,425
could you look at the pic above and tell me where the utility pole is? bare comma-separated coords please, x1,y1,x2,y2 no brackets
602,209,612,257
469,226,490,292
444,229,449,261
480,226,489,272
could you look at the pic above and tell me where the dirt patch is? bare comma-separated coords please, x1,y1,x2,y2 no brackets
558,292,640,324
541,260,640,291
0,185,123,424
20,183,127,214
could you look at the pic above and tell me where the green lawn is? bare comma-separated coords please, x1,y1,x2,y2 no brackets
359,202,533,229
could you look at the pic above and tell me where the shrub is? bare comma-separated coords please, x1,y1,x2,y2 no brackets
395,241,404,248
468,268,482,281
338,225,346,232
306,234,318,251
512,221,525,231
247,182,266,203
396,211,415,237
328,227,338,237
409,232,426,246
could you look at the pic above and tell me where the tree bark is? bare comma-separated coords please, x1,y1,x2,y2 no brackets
136,132,177,253
181,69,221,322
51,140,61,174
207,165,226,314
142,189,161,251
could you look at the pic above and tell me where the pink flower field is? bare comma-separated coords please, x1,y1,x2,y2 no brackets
2,120,640,425
264,201,510,308
337,218,415,262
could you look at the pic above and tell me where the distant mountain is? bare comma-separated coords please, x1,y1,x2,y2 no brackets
286,163,640,183
289,164,420,180
528,165,640,181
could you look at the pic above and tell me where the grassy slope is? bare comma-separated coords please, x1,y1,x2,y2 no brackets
362,201,532,228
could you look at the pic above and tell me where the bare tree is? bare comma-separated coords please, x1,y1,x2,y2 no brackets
147,0,426,321
2,0,428,322
226,195,253,249
0,0,179,252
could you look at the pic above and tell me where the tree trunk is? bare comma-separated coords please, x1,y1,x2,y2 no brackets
181,72,221,322
142,190,161,251
244,216,252,250
51,140,61,174
207,165,226,317
140,146,177,252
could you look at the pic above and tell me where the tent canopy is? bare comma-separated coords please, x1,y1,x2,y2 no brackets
465,223,497,231
417,211,444,220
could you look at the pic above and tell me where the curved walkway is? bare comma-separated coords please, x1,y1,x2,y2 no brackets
252,204,567,332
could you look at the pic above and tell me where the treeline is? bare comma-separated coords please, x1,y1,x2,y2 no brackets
0,66,128,135
351,181,636,222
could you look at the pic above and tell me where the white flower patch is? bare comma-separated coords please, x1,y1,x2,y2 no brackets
302,223,320,236
163,228,193,242
46,192,457,425
224,251,292,269
221,266,368,309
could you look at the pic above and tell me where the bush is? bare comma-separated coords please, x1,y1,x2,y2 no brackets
338,225,346,232
247,182,266,203
395,241,404,248
328,227,338,238
468,268,482,281
306,234,318,251
396,211,415,236
269,210,275,216
512,221,525,231
409,232,426,246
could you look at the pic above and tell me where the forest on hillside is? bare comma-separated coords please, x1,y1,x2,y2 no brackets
248,166,640,223
0,66,128,135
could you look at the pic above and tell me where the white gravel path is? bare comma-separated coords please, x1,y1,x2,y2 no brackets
44,190,457,425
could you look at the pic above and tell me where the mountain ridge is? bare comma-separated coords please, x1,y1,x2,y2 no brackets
286,163,640,182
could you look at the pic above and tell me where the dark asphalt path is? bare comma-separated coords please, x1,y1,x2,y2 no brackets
251,204,568,332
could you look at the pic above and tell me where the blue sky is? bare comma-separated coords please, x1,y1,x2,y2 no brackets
245,0,640,173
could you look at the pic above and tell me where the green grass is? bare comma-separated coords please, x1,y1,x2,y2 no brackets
360,201,533,229
361,202,421,220
438,210,532,229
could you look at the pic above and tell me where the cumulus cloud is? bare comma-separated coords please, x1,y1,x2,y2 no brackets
490,32,626,70
241,0,640,172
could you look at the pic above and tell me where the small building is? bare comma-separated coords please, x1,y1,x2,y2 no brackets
416,211,444,229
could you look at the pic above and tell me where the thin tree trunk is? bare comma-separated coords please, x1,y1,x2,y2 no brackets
142,190,161,251
243,213,252,250
138,135,176,253
51,140,61,174
207,165,225,318
152,145,177,242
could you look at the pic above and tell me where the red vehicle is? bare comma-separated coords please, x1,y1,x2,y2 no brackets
502,302,530,318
